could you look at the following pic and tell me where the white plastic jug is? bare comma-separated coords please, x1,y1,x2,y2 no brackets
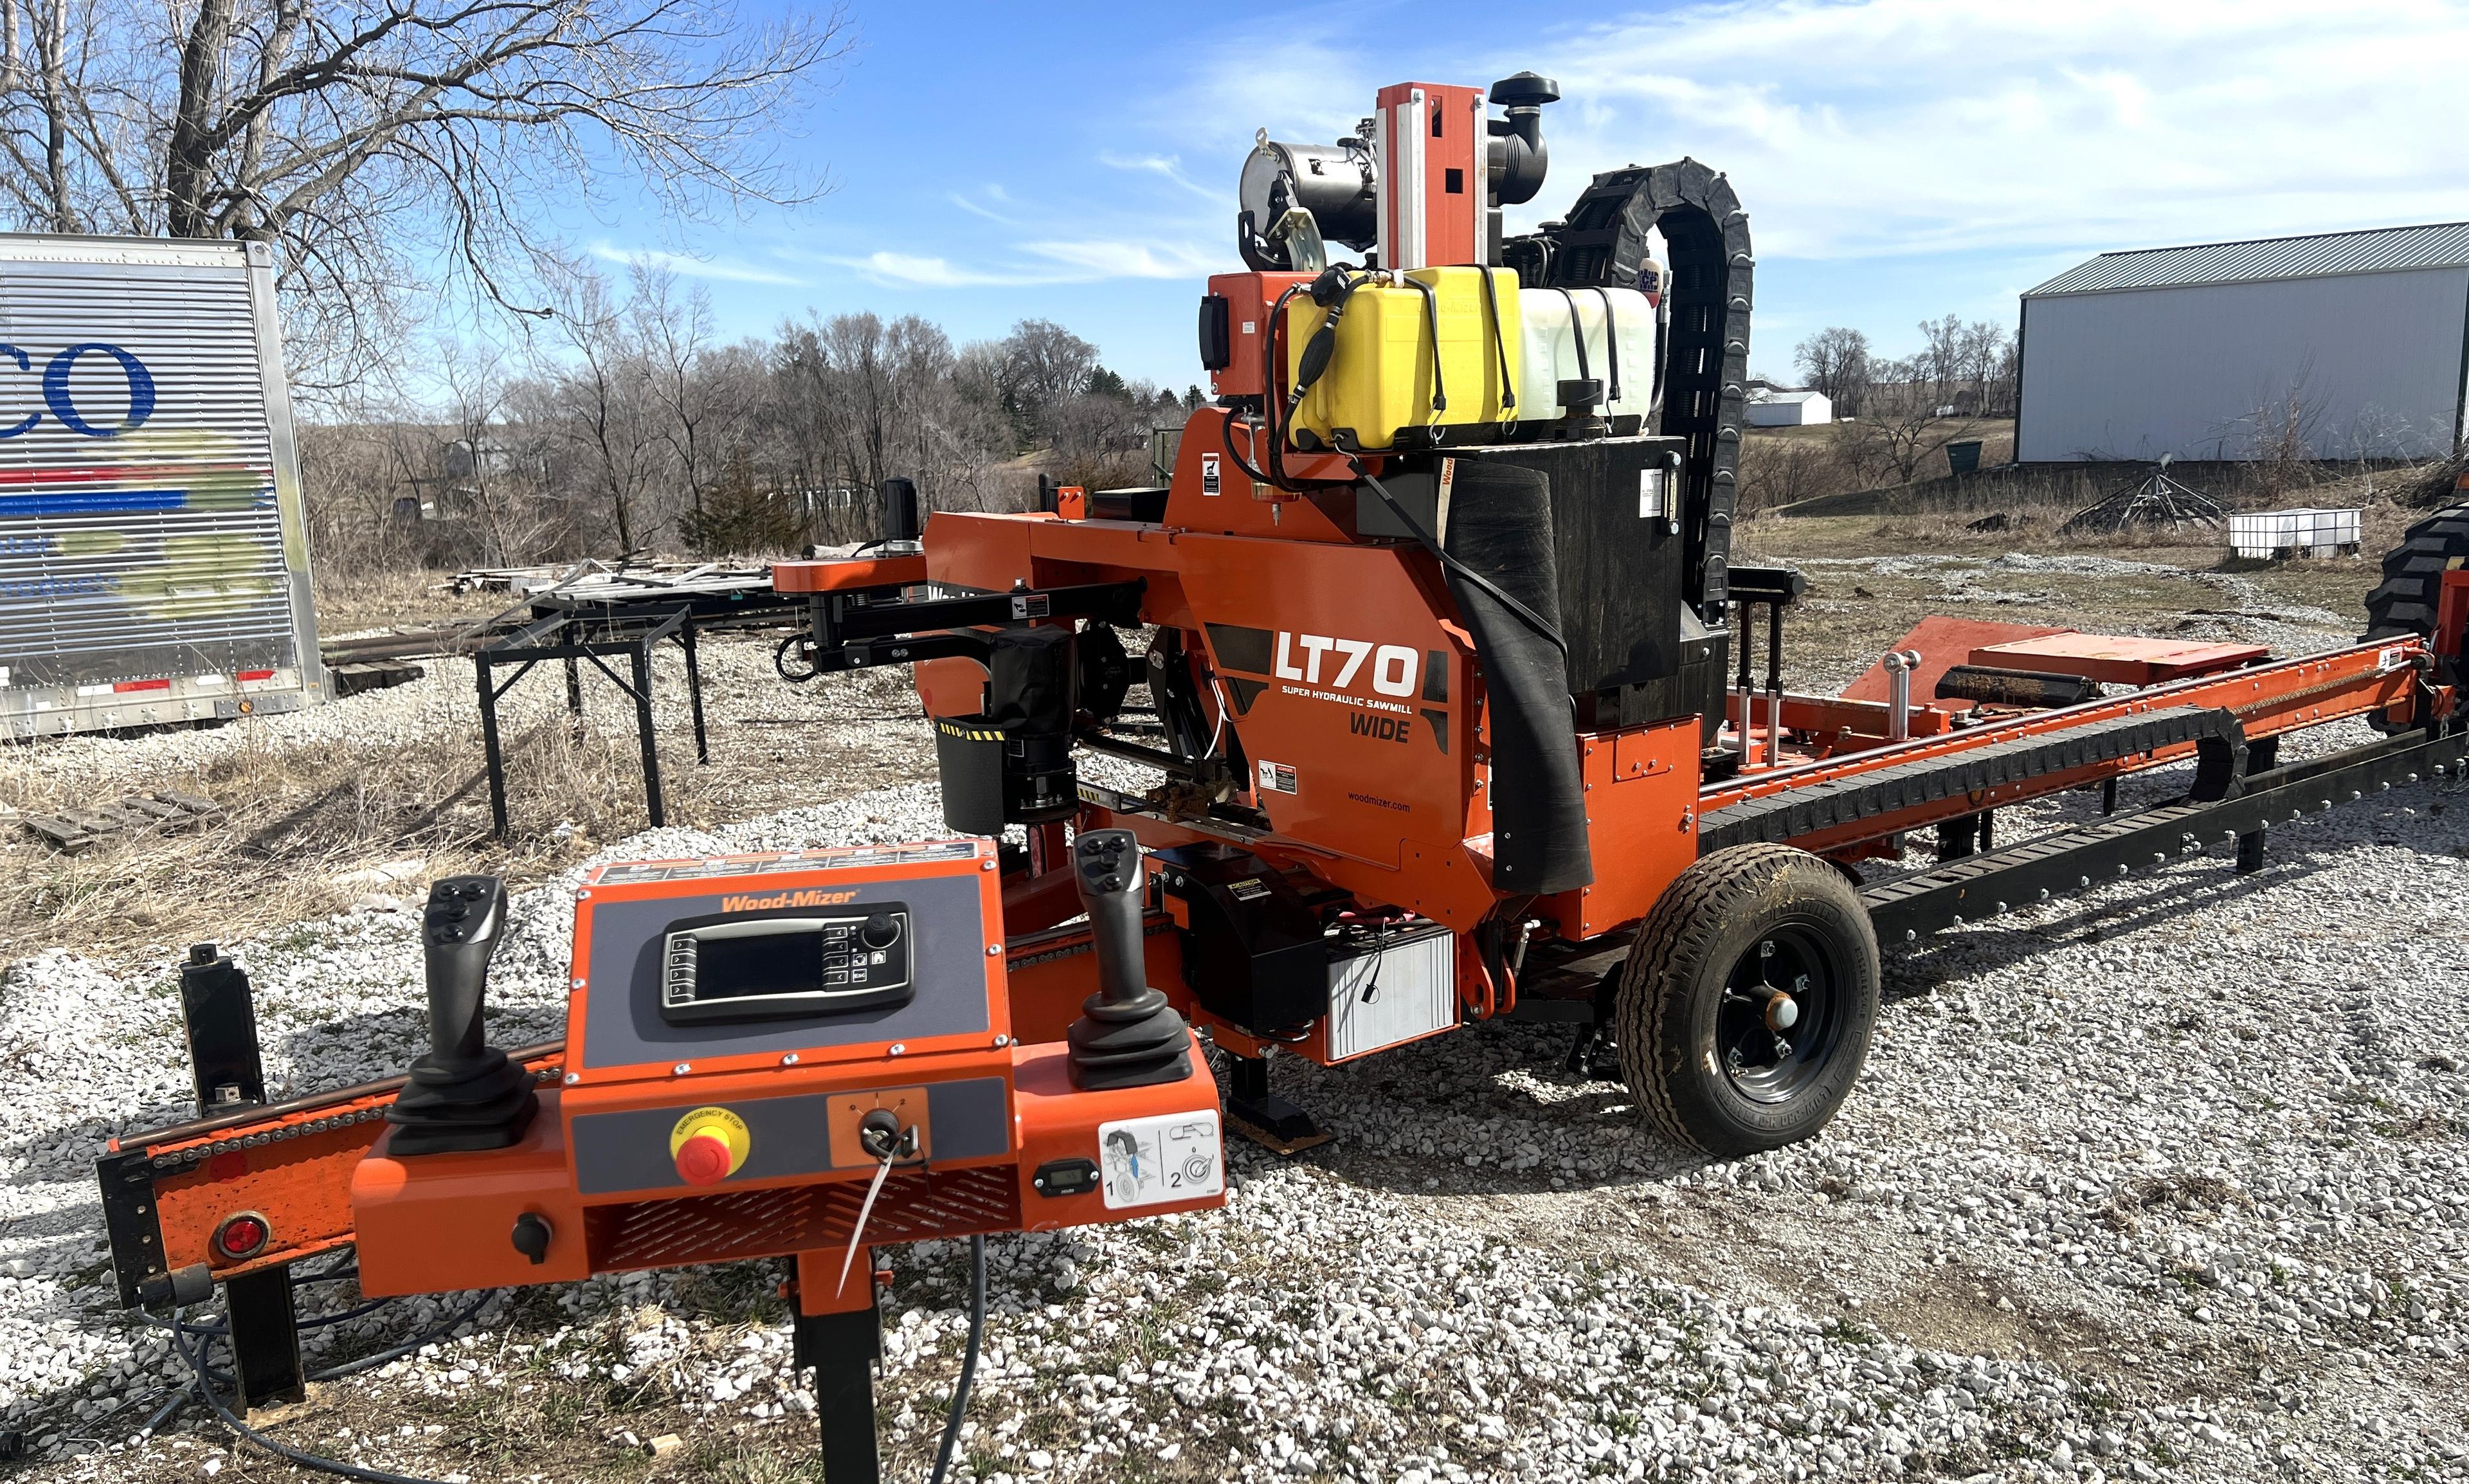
1514,285,1660,428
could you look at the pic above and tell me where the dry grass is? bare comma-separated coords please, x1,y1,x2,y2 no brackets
0,707,674,963
0,626,939,968
312,564,507,637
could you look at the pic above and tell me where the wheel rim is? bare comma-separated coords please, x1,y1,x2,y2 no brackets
1715,924,1841,1105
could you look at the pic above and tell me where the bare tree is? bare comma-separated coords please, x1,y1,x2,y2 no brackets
1734,437,1836,518
0,0,848,390
628,264,722,522
1793,327,1871,417
1049,376,1163,491
1916,315,1965,407
993,319,1099,443
529,268,664,556
435,335,557,565
1832,356,1982,485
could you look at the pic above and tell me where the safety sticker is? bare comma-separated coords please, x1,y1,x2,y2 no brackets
1201,453,1222,496
2376,645,2411,674
1257,759,1298,794
1098,1111,1223,1209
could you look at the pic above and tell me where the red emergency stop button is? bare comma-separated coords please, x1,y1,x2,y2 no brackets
668,1107,750,1186
676,1134,732,1184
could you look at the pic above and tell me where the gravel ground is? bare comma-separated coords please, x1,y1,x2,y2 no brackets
2,574,2465,1481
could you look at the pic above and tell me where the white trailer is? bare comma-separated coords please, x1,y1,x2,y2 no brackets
0,233,321,739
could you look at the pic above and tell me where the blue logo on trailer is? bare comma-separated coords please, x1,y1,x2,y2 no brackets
0,341,156,439
0,342,195,517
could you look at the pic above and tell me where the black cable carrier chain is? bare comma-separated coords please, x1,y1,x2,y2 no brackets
1697,706,2246,853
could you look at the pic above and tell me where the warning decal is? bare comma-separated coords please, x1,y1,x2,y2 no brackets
1098,1111,1224,1209
1256,759,1298,795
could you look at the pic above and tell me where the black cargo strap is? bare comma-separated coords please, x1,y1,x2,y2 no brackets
1553,287,1592,396
1593,287,1620,403
1404,275,1446,412
1696,707,2245,853
1477,267,1515,413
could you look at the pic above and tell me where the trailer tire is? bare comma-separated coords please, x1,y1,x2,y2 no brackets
1615,844,1879,1157
2364,502,2469,639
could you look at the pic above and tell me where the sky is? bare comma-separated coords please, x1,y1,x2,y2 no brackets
566,0,2469,390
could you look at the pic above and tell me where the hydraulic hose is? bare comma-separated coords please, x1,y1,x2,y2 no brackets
927,1235,988,1484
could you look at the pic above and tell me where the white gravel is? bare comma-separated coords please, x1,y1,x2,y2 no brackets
3,636,2466,1479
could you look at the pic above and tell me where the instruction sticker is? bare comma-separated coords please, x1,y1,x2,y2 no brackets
1098,1111,1223,1209
1200,453,1222,496
1256,759,1298,795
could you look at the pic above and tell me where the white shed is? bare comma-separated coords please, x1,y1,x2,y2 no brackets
1744,388,1832,427
2016,222,2469,463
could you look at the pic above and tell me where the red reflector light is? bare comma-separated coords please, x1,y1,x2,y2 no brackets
112,679,172,693
213,1212,271,1260
236,669,275,682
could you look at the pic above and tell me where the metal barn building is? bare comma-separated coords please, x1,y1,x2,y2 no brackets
2015,222,2469,463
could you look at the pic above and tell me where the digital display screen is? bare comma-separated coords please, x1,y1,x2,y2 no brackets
658,906,913,1025
692,927,826,1002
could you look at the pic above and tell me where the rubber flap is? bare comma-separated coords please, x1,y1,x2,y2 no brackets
1442,460,1594,894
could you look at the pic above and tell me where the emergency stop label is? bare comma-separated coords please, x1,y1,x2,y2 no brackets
1098,1111,1223,1209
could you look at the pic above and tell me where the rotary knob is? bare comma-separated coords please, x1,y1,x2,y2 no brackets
859,912,900,950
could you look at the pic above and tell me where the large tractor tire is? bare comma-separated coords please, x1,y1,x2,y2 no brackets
2364,502,2469,638
1615,844,1881,1157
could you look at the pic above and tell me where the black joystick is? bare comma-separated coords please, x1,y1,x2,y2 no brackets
384,876,539,1155
1063,831,1192,1090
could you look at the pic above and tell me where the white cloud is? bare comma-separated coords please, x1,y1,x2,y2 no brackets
1019,239,1220,278
588,242,804,286
948,190,1017,224
1144,2,2466,267
1514,0,2469,259
826,251,1059,288
1098,151,1218,200
813,240,1220,289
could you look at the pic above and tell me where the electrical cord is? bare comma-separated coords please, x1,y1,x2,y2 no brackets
136,1282,497,1482
1263,278,1364,494
774,631,820,683
1348,457,1568,657
927,1235,988,1484
1218,402,1274,489
170,1306,453,1484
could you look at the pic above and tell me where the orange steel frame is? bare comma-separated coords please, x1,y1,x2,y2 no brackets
113,410,2456,1293
772,404,2459,1060
109,844,1224,1306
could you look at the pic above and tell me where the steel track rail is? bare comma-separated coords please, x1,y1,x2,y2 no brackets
1863,724,2468,941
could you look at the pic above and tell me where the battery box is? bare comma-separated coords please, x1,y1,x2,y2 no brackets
1325,921,1454,1060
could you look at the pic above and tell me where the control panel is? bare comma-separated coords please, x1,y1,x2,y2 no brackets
568,842,1000,1074
658,904,912,1024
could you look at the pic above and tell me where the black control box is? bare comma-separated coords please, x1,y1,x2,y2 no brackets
1150,844,1328,1033
658,905,914,1024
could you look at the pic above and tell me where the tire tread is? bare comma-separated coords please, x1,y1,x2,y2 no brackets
1616,843,1872,1155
